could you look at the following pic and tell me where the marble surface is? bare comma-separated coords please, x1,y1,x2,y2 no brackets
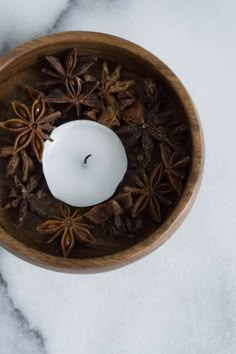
0,1,236,353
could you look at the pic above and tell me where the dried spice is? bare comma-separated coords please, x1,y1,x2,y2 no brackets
37,204,95,257
26,85,43,100
144,78,160,109
0,96,61,161
0,47,191,257
118,91,136,111
118,91,144,125
99,62,134,120
124,164,172,222
38,48,97,87
160,143,190,195
117,107,177,158
98,107,120,128
0,146,34,182
3,176,45,224
128,147,151,172
44,77,102,118
122,101,144,125
86,90,143,128
85,192,133,225
25,85,55,113
110,216,143,238
85,106,120,128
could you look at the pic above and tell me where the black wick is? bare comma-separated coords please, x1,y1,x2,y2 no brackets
84,154,92,165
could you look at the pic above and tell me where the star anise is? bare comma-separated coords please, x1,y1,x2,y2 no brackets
3,176,45,224
118,91,144,125
110,215,143,238
85,192,133,225
84,90,140,128
25,85,54,113
37,204,95,257
25,85,44,100
38,48,97,87
0,96,61,161
99,61,134,120
128,146,152,172
85,106,120,128
160,143,190,195
85,90,141,129
117,107,175,156
44,77,101,118
144,78,160,109
0,146,34,182
124,164,172,222
97,107,120,128
118,91,136,111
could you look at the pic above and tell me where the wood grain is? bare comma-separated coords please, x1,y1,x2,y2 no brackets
0,31,204,273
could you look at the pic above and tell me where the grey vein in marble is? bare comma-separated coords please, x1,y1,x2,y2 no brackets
0,272,46,354
48,0,77,34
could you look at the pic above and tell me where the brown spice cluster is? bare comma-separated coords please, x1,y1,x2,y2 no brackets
0,48,190,257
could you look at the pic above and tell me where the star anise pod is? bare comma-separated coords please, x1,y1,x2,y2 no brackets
37,204,95,257
99,61,134,120
118,91,136,111
97,107,120,128
144,78,160,109
85,89,140,129
124,164,172,222
25,85,54,113
160,143,190,195
110,215,143,238
128,146,152,172
118,91,144,125
25,85,44,100
44,77,101,118
3,176,45,224
84,90,141,128
0,146,34,182
38,48,97,87
117,108,175,155
122,100,144,125
85,106,120,128
85,192,133,225
0,96,61,161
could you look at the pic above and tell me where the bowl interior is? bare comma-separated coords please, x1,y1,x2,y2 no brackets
0,32,203,272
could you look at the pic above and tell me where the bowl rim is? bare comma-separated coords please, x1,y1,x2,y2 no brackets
0,31,204,273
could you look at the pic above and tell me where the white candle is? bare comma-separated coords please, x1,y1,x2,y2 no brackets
42,120,128,207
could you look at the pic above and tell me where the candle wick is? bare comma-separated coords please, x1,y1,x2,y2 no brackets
84,154,92,165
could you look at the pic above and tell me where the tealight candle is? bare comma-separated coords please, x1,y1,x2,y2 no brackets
42,120,128,207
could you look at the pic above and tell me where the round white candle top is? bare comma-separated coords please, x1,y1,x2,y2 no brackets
42,120,128,207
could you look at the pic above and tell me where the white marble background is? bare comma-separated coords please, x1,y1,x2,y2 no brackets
0,1,236,353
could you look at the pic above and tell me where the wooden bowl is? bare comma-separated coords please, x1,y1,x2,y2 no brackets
0,31,204,273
